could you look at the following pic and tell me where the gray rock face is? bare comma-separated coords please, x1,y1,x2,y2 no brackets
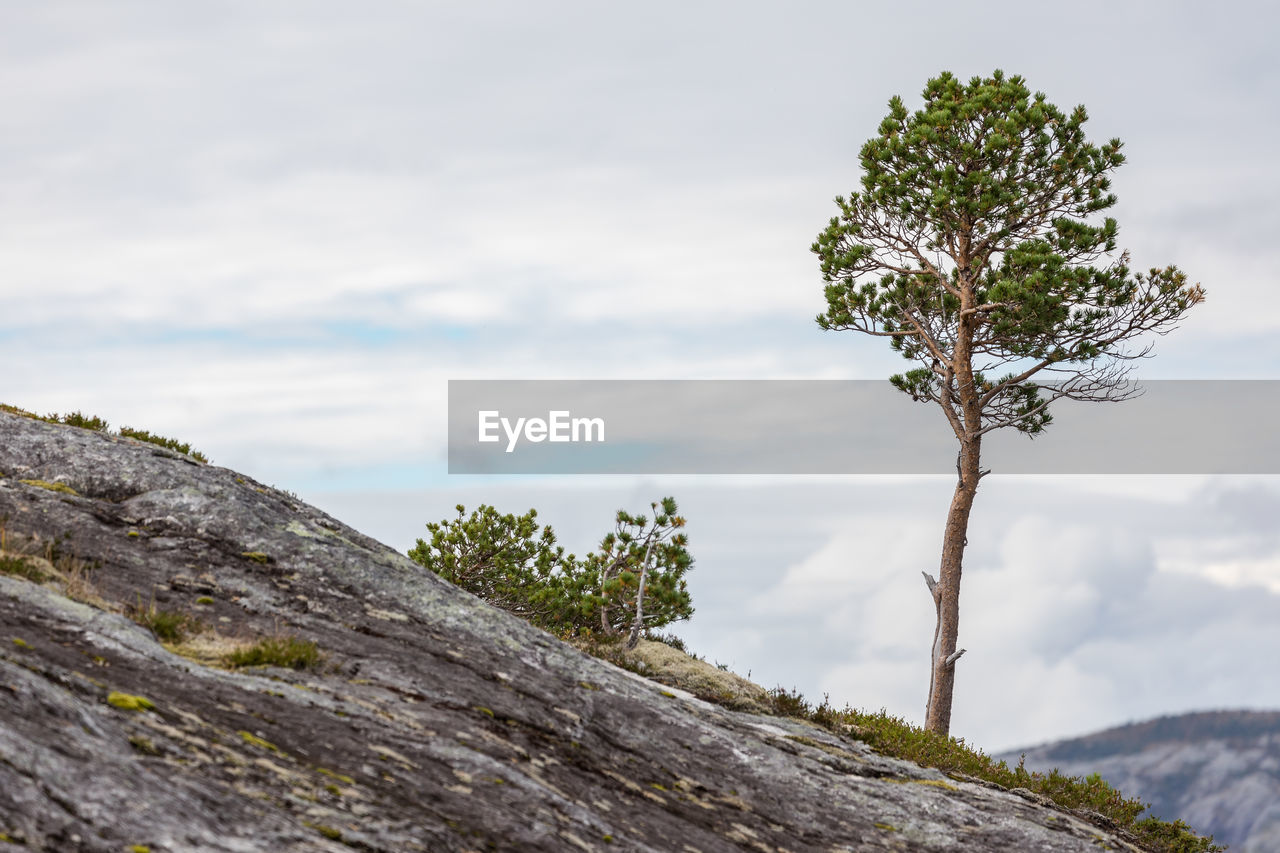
1006,711,1280,852
0,411,1145,852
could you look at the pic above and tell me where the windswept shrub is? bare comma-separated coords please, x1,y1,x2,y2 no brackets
409,498,694,639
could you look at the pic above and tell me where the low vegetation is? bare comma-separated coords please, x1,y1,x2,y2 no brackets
409,497,692,642
224,634,324,670
107,691,156,712
0,521,102,606
129,595,202,643
753,686,1221,852
585,634,1220,851
1,403,208,463
0,552,49,583
18,479,78,496
117,427,207,462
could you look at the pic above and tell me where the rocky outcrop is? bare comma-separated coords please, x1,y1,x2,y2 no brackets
0,411,1147,852
1006,711,1280,852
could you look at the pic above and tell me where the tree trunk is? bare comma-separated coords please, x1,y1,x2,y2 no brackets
625,565,648,650
924,435,982,736
599,566,614,634
626,539,658,649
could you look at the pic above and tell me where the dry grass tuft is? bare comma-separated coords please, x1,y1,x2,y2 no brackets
0,521,106,608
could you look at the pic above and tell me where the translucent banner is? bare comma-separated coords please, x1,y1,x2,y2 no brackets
447,380,1280,474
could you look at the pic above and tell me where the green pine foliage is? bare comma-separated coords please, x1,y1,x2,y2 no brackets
585,497,692,646
408,498,693,638
812,69,1204,430
409,504,582,628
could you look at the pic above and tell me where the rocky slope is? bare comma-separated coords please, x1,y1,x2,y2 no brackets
1005,711,1280,852
0,410,1154,852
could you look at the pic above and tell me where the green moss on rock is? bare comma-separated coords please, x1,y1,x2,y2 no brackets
107,692,156,712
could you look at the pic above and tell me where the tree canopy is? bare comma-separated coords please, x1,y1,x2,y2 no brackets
814,70,1203,436
409,498,693,640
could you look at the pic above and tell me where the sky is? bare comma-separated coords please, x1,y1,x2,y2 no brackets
3,1,1279,752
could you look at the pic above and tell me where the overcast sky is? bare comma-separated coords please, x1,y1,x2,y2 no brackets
3,1,1278,752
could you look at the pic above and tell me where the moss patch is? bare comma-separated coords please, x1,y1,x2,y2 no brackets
19,479,78,496
784,734,862,762
238,730,280,753
317,767,355,785
107,692,156,712
884,777,958,791
575,636,770,713
305,822,343,841
129,735,161,756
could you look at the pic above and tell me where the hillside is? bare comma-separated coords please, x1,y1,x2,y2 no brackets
1004,711,1280,852
0,409,1180,851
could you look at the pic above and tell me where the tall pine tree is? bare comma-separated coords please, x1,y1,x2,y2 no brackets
812,70,1203,735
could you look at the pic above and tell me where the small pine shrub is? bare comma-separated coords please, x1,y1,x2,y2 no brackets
409,497,693,639
56,411,109,431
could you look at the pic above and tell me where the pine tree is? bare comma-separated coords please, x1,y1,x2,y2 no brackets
581,496,693,647
812,70,1204,735
409,498,693,639
408,505,580,629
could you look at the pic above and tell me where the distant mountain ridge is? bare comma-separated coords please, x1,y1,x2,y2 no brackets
1003,710,1280,852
